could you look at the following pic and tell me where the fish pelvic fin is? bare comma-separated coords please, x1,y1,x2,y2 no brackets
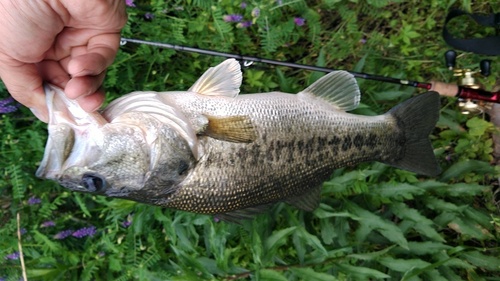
284,185,322,211
214,203,274,223
298,71,360,111
386,91,441,176
203,115,257,143
188,59,242,98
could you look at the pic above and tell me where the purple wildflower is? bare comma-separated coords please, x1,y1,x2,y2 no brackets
0,97,18,114
251,8,260,18
20,228,27,235
240,2,247,9
28,196,42,205
5,251,20,260
121,220,132,228
144,12,154,20
237,21,253,28
223,14,243,22
41,221,56,228
54,230,73,240
72,226,96,238
294,17,305,26
125,0,135,7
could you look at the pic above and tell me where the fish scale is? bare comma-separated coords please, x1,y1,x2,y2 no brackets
37,59,440,221
160,92,405,216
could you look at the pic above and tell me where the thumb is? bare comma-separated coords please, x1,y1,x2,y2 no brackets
0,58,48,122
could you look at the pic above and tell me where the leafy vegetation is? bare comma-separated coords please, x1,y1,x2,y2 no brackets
1,0,499,280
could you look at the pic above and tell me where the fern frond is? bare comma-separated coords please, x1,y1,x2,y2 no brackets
6,164,26,200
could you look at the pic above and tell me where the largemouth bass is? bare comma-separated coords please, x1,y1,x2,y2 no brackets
37,59,440,220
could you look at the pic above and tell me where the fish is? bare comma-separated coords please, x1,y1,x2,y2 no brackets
36,59,441,221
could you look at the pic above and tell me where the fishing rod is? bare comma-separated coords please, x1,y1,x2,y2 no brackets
120,38,500,109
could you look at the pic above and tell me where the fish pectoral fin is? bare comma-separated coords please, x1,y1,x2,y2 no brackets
284,185,322,212
297,71,360,112
188,59,242,98
215,203,274,223
203,115,257,143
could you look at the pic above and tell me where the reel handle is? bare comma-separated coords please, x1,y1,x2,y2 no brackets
444,50,457,70
431,81,499,103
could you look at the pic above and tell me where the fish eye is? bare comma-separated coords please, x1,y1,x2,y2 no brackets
80,173,107,193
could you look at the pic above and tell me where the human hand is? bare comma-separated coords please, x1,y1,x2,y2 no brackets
0,0,127,122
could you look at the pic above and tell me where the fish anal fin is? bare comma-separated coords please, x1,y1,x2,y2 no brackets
298,71,360,112
215,203,274,223
204,115,257,143
188,59,242,97
285,185,322,212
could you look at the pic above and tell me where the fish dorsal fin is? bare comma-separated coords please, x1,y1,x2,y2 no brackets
298,71,360,111
188,59,242,97
203,115,257,143
284,185,322,212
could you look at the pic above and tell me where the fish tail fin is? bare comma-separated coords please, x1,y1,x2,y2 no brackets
385,91,441,176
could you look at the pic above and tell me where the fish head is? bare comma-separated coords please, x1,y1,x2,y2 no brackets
36,84,196,202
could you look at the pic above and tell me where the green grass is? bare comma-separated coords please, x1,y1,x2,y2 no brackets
1,0,499,280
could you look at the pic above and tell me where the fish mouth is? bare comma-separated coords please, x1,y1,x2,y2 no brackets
36,84,108,180
54,172,108,194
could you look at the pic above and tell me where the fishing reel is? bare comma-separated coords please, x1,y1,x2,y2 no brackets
444,50,493,115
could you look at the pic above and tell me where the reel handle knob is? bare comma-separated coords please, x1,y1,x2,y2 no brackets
445,50,457,70
480,59,492,77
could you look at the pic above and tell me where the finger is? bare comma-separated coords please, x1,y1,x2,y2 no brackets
77,87,105,112
65,71,106,110
67,51,109,77
0,57,48,121
67,33,121,77
36,59,71,89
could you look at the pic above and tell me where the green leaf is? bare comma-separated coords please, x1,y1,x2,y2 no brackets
419,181,488,197
109,255,123,272
372,89,412,101
460,251,500,271
405,242,452,255
390,202,444,242
372,183,425,200
265,226,297,253
447,216,492,240
298,227,328,257
73,193,91,217
290,267,339,281
337,263,391,279
308,48,327,84
348,245,395,260
439,160,495,182
313,204,361,220
252,224,264,266
466,117,493,137
424,196,466,213
378,256,431,272
423,270,448,281
32,230,61,252
463,207,493,228
257,269,289,281
27,269,60,278
347,202,409,249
